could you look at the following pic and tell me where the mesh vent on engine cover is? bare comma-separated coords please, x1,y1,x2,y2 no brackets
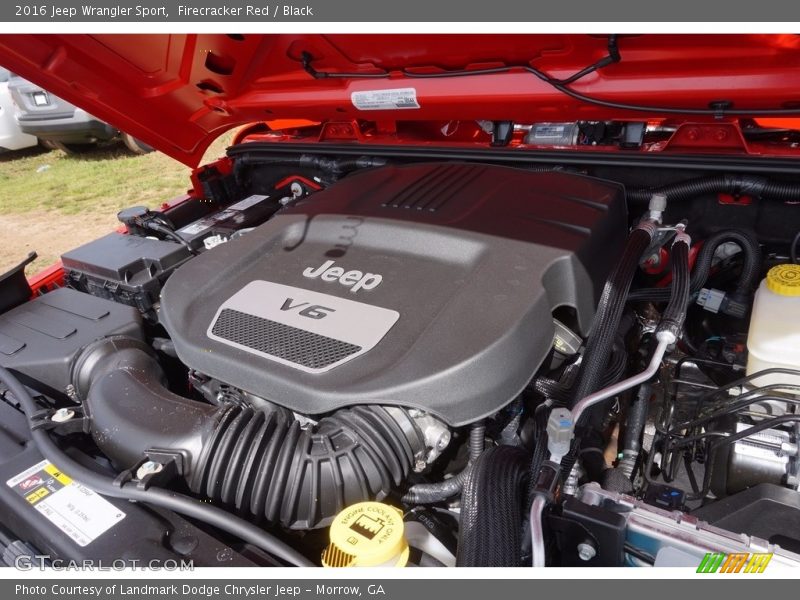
211,308,362,370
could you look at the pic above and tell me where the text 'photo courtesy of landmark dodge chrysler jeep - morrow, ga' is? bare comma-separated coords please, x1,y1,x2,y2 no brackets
1,33,800,568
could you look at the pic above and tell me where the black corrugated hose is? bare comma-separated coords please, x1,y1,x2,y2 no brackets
527,222,656,494
628,229,760,304
401,421,486,504
568,225,656,411
191,404,420,530
562,231,692,482
0,364,314,567
457,446,530,567
73,337,424,530
656,232,692,338
627,174,800,204
556,224,655,481
531,337,627,404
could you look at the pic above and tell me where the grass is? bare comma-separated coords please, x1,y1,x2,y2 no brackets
0,132,236,274
0,133,234,216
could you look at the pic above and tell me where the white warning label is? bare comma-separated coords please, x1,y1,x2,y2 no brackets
6,460,125,547
229,194,269,211
351,88,420,111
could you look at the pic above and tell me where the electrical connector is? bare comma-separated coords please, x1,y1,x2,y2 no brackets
697,288,747,318
530,460,562,504
546,407,574,463
647,193,668,224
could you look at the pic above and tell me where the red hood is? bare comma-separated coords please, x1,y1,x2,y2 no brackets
2,33,800,166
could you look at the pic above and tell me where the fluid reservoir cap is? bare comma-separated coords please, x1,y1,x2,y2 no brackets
322,502,408,568
766,264,800,296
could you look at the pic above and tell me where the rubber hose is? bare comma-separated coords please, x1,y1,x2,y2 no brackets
529,361,581,402
621,384,651,457
233,153,386,175
569,226,654,409
627,174,800,204
656,238,691,337
468,421,485,462
0,365,313,567
402,422,485,504
531,377,570,403
77,338,424,530
531,338,626,403
556,224,655,480
629,229,760,303
526,403,552,506
198,404,420,529
565,236,691,484
457,446,530,567
578,431,608,483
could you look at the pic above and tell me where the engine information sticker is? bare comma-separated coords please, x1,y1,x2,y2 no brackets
6,460,125,547
351,88,419,110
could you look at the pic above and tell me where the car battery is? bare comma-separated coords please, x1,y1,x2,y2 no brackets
176,194,277,249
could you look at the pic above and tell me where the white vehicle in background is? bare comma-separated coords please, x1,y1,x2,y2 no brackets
0,67,37,152
7,73,153,155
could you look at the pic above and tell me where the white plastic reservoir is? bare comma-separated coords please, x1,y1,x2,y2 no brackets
746,263,800,386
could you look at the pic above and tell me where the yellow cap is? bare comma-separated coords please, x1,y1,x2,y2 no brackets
766,264,800,296
321,501,409,567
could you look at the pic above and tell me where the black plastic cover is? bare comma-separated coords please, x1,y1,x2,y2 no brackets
0,288,142,398
0,252,35,315
161,163,627,425
693,483,800,551
552,497,627,567
61,232,191,313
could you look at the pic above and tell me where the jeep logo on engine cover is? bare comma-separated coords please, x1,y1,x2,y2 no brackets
302,260,383,293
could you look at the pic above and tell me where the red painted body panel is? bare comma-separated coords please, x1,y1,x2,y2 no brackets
2,34,800,165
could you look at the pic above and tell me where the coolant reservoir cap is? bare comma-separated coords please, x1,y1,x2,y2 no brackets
766,264,800,296
322,502,408,567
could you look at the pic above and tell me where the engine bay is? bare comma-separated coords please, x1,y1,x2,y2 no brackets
1,147,800,568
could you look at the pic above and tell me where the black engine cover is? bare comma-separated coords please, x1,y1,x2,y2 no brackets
160,163,626,425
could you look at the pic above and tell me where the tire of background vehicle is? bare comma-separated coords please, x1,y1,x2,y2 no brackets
48,141,96,154
38,139,61,150
122,133,154,155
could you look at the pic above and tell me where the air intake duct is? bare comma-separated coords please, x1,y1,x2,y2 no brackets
77,337,423,529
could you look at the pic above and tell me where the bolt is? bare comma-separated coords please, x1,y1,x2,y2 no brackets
216,548,234,562
413,459,427,473
64,384,78,402
436,433,450,450
136,461,164,480
577,541,597,561
644,253,660,266
51,408,75,423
